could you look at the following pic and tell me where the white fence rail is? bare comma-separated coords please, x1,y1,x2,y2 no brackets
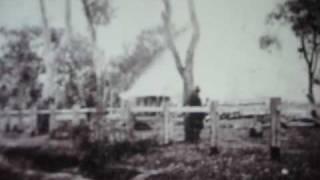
1,100,318,123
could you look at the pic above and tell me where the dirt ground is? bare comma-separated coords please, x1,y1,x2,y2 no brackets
121,126,320,180
0,119,319,180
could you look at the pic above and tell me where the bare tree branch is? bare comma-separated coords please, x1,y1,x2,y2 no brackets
39,0,50,48
185,0,200,68
313,50,320,75
82,0,96,43
65,0,72,35
300,35,311,66
311,32,319,74
162,0,184,77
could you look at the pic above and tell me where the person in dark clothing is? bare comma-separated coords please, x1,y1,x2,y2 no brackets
0,85,8,109
37,99,50,135
184,86,206,143
85,91,96,121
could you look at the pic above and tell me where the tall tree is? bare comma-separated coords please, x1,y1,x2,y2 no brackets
65,0,72,35
82,0,96,43
265,0,320,104
81,0,114,140
161,0,200,103
54,35,96,108
81,0,113,113
39,0,50,49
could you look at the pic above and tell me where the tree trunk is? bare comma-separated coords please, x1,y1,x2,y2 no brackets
183,66,194,104
81,0,96,43
65,0,72,35
39,0,50,49
306,65,320,122
162,0,199,104
307,69,315,104
39,0,57,105
80,0,100,141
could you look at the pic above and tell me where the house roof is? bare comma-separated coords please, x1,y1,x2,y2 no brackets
120,40,313,104
120,51,183,102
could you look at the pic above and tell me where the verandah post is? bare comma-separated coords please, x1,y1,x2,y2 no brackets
270,97,281,161
210,101,219,155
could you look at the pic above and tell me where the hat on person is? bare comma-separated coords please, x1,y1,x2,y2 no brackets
194,86,200,93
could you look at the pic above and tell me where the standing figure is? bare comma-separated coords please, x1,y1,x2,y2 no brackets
184,86,205,143
37,98,51,135
85,90,96,121
0,85,8,109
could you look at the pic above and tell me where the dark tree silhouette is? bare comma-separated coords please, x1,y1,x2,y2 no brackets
266,0,320,104
0,28,44,108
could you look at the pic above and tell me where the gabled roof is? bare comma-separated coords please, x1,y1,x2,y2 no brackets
120,51,183,102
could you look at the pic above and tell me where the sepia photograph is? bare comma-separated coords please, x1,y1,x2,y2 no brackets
0,0,320,179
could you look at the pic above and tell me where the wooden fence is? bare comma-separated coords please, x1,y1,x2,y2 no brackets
0,97,319,160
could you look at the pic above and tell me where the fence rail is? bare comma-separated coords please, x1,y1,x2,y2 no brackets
0,97,319,160
1,101,319,116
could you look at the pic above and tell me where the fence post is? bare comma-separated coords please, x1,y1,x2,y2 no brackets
128,101,135,142
122,100,134,142
31,106,37,135
18,106,24,131
210,101,219,155
4,107,10,133
163,102,170,145
270,97,281,161
49,104,56,132
168,103,174,143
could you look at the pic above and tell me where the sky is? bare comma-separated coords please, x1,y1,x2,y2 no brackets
0,0,317,102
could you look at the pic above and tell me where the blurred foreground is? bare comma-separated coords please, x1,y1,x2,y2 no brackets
0,119,319,180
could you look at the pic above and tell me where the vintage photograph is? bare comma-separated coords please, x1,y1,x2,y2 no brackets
0,0,320,179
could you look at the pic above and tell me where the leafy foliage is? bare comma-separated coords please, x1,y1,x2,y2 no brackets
0,27,103,109
259,34,281,52
53,34,98,107
267,0,320,37
0,27,44,109
265,0,320,103
81,0,114,42
84,0,114,25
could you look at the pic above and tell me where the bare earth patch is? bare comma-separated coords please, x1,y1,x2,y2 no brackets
121,127,320,180
0,122,320,180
